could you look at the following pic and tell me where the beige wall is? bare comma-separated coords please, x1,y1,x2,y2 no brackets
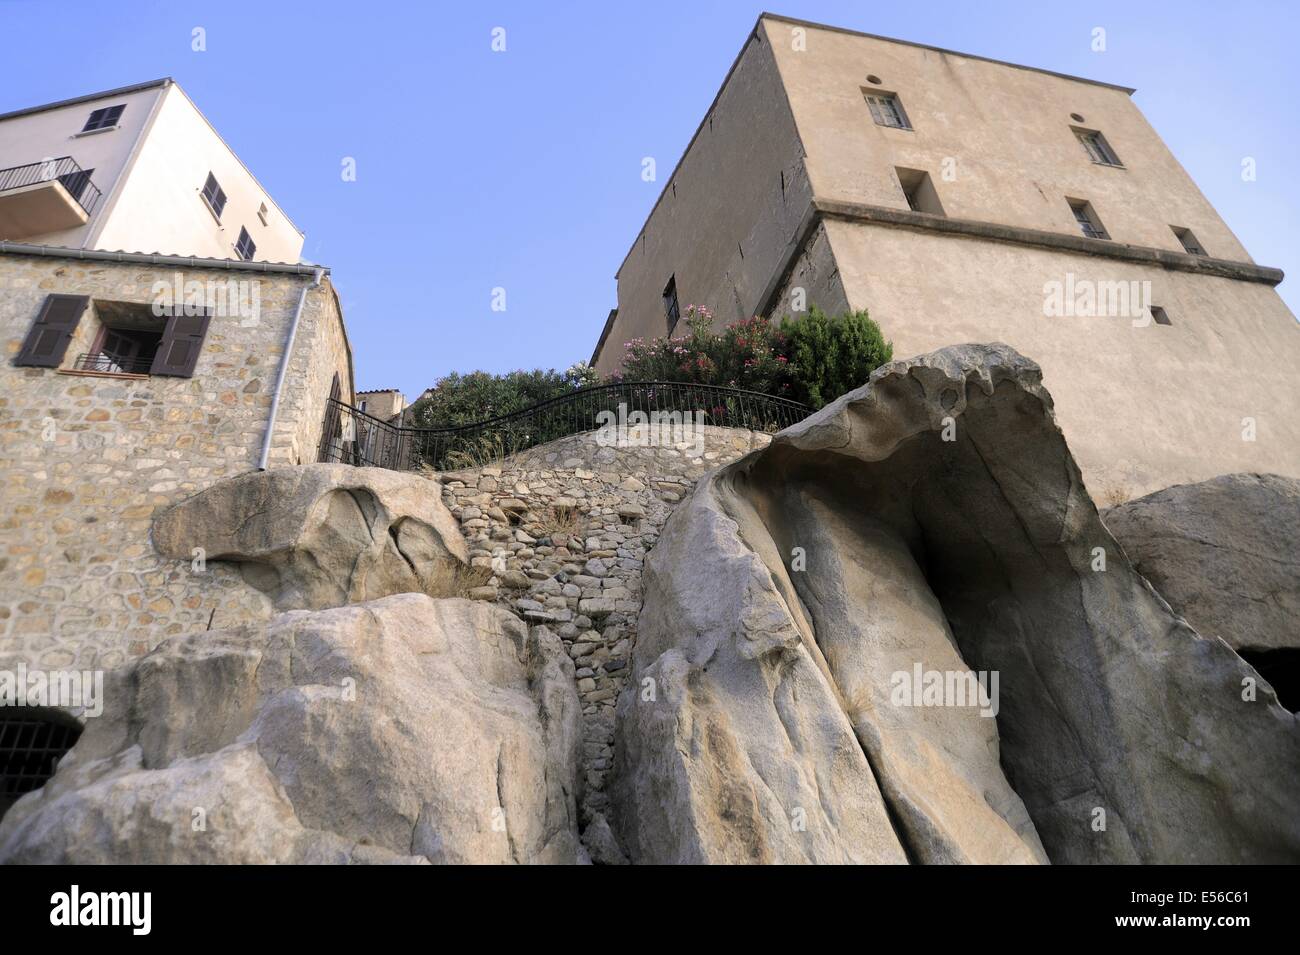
597,25,811,375
97,85,304,263
825,217,1300,498
0,252,351,671
765,16,1251,261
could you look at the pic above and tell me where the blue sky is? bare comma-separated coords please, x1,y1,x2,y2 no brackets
3,0,1296,397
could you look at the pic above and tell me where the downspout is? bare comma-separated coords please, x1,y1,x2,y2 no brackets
257,267,324,470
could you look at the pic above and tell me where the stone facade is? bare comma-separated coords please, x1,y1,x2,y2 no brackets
436,425,772,822
0,249,353,671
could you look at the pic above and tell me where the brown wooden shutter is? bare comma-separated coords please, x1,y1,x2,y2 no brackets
14,294,88,368
150,310,212,377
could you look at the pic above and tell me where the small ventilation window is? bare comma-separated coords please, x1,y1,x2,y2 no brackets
235,227,257,262
201,172,227,219
663,275,680,333
1074,127,1123,167
0,708,82,821
81,104,125,132
257,202,269,226
895,167,945,216
863,90,911,129
1148,306,1172,326
1172,226,1206,256
1068,198,1110,240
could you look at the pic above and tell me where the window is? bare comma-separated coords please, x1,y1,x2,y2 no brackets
1172,226,1206,256
1,708,82,822
81,104,125,132
1149,306,1172,326
663,275,680,333
895,167,945,216
257,202,269,226
235,227,257,261
15,294,212,378
864,91,911,129
1068,199,1109,240
201,173,227,219
1074,128,1122,166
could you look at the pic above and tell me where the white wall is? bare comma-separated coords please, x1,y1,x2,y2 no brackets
95,84,304,262
0,85,164,248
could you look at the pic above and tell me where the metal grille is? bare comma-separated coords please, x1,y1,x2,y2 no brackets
0,713,82,805
74,351,154,374
318,381,813,472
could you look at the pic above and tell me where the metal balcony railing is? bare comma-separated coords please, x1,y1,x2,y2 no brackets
317,381,813,471
0,156,103,216
74,352,153,374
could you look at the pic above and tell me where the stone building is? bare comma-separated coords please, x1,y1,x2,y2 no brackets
591,13,1300,497
0,78,304,263
0,243,353,671
356,388,407,423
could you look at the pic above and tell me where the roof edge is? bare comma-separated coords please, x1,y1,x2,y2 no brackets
760,13,1137,94
0,78,173,124
0,241,328,275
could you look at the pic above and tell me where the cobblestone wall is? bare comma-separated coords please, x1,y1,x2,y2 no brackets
438,424,772,822
0,252,352,671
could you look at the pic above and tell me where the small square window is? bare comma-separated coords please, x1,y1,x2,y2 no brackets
1149,306,1172,326
1068,199,1109,240
82,104,125,132
1172,226,1206,256
257,202,269,226
663,276,680,333
1074,127,1122,166
235,227,257,261
201,173,227,219
864,91,911,129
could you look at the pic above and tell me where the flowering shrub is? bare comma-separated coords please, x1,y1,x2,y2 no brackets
615,304,890,408
408,366,591,427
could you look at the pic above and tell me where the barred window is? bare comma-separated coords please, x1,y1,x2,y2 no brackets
1069,199,1110,240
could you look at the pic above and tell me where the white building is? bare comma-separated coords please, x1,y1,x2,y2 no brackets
0,78,304,263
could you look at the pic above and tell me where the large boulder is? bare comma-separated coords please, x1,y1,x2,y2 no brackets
0,593,583,864
611,343,1299,864
152,464,468,611
1102,473,1300,653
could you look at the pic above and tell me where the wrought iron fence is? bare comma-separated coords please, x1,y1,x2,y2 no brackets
317,381,812,471
0,156,103,216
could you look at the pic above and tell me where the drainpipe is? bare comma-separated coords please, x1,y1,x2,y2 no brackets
257,267,324,470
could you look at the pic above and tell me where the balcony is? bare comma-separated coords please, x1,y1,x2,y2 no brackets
0,157,103,240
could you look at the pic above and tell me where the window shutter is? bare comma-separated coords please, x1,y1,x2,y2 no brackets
15,294,88,367
150,310,211,377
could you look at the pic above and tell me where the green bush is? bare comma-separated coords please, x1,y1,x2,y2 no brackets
407,363,594,427
779,307,892,409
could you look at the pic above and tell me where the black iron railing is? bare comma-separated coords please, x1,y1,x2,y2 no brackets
317,381,812,471
74,352,153,374
0,156,103,217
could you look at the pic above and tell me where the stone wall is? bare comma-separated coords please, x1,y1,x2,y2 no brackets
437,425,772,823
0,251,352,671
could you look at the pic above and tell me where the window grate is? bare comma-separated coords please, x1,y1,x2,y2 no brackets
1070,201,1109,240
0,715,82,803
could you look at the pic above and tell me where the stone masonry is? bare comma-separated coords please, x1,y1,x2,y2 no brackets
0,249,353,671
437,425,772,823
